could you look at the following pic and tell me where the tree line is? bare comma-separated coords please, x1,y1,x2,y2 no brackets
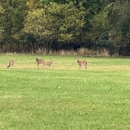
0,0,130,55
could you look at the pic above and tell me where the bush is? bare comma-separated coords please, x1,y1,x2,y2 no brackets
77,48,97,56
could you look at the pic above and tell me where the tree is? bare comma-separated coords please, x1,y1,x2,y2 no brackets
89,10,110,48
23,2,86,53
88,1,130,55
0,5,5,43
106,1,130,55
0,0,26,44
23,5,58,53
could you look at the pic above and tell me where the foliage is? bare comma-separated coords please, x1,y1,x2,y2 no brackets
0,5,5,42
0,0,26,44
106,1,130,55
0,0,129,55
23,2,86,52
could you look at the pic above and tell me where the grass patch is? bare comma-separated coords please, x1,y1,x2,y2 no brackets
0,54,130,130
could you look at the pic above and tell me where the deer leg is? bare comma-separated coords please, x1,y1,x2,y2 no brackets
37,64,39,68
79,65,81,69
42,63,44,68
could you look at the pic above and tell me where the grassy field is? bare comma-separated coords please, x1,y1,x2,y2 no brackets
0,54,130,130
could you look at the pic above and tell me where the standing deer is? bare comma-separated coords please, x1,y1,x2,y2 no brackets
7,60,14,68
76,59,87,70
36,58,45,68
45,59,52,67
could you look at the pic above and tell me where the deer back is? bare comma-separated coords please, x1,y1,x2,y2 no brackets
77,59,87,65
36,58,45,64
45,59,52,66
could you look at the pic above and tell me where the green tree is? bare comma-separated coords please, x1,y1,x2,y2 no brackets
0,0,26,43
106,1,130,55
0,5,5,43
23,2,86,53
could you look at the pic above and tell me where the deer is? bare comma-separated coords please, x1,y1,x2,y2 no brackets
76,59,87,70
36,58,45,68
7,59,14,68
44,59,52,67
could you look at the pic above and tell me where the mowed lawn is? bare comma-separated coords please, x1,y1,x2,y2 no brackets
0,54,130,130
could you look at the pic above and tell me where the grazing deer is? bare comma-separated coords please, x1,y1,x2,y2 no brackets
76,59,87,70
7,60,14,68
36,58,45,68
45,59,52,67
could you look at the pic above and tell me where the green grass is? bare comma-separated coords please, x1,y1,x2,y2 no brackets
0,54,130,130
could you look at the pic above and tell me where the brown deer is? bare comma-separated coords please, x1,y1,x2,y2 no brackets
7,60,14,68
45,59,52,67
36,58,45,68
76,59,87,70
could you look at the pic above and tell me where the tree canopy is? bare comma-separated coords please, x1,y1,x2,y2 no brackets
0,0,130,55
